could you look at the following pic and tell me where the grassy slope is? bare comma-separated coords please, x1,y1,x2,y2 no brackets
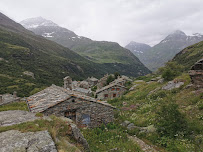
172,41,203,70
0,29,107,96
107,73,202,151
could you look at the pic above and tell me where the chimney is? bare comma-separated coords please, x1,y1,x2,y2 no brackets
13,91,17,98
0,95,3,103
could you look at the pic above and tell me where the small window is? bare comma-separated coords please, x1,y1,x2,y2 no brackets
72,99,75,103
111,88,115,91
82,114,90,125
116,88,120,91
104,94,108,97
113,94,116,97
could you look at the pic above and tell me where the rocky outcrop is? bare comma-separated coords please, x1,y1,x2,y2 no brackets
129,135,157,152
23,71,35,79
71,124,90,152
0,110,38,126
0,130,57,152
129,84,139,91
162,81,184,90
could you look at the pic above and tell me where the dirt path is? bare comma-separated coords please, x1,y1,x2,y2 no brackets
128,135,158,152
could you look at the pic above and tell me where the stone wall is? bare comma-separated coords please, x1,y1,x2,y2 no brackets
42,97,114,128
97,86,127,100
189,59,203,89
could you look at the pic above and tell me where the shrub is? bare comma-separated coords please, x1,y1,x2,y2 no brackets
155,103,188,138
159,62,184,81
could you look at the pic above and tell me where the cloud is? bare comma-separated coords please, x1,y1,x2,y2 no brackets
0,0,203,46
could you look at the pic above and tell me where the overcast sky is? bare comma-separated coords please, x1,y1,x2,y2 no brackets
0,0,203,46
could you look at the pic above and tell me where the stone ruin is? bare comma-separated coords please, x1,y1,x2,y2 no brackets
189,58,203,89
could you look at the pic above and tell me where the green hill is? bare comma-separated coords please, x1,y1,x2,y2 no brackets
172,40,203,70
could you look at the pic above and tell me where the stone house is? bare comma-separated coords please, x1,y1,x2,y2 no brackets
110,76,132,86
78,81,90,89
27,85,115,128
72,88,92,96
97,74,110,89
87,77,98,87
96,83,127,100
189,58,203,89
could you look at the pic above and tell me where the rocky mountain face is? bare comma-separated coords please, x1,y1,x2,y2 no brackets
125,30,203,71
125,41,151,58
20,17,93,49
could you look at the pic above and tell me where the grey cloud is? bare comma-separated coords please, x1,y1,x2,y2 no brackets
0,0,203,46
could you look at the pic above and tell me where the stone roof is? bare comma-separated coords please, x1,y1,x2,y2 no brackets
96,83,127,94
27,85,115,113
88,77,98,82
73,87,92,94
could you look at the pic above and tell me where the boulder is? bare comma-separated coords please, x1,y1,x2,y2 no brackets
0,110,38,127
135,80,144,83
129,84,139,91
0,130,57,152
71,124,90,152
121,120,131,127
162,81,184,90
158,78,164,83
127,123,136,130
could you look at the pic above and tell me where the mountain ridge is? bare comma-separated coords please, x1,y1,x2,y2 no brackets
125,30,203,71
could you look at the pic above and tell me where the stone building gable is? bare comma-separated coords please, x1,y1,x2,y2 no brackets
96,83,127,100
96,83,127,94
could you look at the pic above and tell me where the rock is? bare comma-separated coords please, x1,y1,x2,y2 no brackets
0,110,38,127
135,80,144,83
128,135,158,152
140,125,156,133
158,78,164,83
121,120,131,127
71,124,90,152
43,116,52,121
129,84,139,91
127,123,136,130
185,84,194,89
122,102,128,106
0,130,57,152
23,71,35,79
162,81,184,90
148,87,161,96
59,116,73,123
150,78,157,81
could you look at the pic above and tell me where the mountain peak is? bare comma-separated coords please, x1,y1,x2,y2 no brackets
20,17,58,29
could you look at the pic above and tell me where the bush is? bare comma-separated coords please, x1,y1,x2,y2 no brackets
155,103,188,138
159,62,184,81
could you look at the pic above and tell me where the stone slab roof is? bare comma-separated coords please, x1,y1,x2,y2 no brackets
27,84,115,113
73,87,92,94
88,77,98,81
96,83,127,94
